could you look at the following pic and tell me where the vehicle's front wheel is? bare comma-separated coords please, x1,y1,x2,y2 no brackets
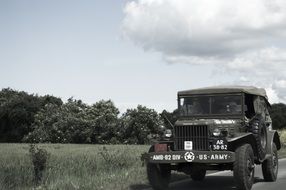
233,144,255,190
190,168,206,181
262,143,278,181
147,163,171,190
146,146,171,190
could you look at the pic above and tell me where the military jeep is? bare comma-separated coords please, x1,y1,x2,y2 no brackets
143,86,281,190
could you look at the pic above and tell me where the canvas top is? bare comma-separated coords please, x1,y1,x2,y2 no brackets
178,86,268,99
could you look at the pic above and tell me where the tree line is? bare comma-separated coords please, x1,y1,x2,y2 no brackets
0,88,285,144
0,88,166,144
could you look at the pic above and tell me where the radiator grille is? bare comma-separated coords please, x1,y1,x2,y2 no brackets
174,125,209,150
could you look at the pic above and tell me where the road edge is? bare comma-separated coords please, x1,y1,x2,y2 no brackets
144,158,286,190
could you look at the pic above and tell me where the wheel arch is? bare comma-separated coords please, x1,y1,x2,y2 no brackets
228,133,259,160
266,130,281,153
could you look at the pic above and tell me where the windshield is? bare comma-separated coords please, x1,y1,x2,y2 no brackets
179,94,242,116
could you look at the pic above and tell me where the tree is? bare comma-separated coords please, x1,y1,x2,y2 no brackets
269,103,286,130
0,88,62,142
24,99,120,144
120,105,162,144
87,100,120,144
24,99,88,143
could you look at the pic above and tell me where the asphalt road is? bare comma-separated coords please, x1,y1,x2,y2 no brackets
144,158,286,190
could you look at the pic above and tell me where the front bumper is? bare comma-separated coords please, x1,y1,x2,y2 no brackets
143,150,235,164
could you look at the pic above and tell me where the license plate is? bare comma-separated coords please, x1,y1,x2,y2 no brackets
184,141,193,150
212,138,228,151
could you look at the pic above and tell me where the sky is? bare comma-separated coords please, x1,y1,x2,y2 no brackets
1,0,286,112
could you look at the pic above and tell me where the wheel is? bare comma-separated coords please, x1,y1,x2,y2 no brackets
250,115,267,160
147,146,171,190
147,163,171,190
190,168,206,181
262,143,278,181
233,144,255,190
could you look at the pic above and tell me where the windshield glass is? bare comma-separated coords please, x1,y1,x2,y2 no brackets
179,95,242,116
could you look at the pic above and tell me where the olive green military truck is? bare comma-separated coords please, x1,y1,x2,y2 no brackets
143,86,281,190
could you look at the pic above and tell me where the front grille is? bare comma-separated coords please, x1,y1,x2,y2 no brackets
174,125,209,150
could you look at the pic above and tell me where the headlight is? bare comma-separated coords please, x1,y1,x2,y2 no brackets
164,129,172,138
159,125,166,132
213,128,221,137
213,128,228,137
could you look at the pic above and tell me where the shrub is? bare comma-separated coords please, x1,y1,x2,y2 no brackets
29,144,50,185
120,105,162,144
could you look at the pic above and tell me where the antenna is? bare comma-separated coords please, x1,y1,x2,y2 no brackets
162,113,174,129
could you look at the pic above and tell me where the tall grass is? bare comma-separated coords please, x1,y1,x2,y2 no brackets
1,133,286,190
0,144,149,190
277,129,286,158
278,129,286,146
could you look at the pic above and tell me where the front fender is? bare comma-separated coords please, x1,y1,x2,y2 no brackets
266,130,281,154
227,133,258,158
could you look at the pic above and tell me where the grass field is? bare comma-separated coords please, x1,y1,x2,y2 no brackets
0,144,151,190
278,129,286,158
0,130,286,190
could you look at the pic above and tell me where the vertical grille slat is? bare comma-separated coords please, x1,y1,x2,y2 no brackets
174,125,209,151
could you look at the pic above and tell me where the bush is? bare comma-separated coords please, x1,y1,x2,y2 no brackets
25,99,120,144
120,105,162,144
29,144,50,185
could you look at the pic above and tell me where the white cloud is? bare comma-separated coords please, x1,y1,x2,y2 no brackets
226,47,286,75
122,0,286,103
273,80,286,102
265,87,280,103
123,0,286,57
274,80,286,88
239,76,249,82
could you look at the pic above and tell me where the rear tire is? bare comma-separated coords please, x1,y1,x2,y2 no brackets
262,143,278,182
146,146,171,190
233,144,255,190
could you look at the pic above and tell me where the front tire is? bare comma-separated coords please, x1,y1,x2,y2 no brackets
262,143,278,181
147,146,171,190
147,163,171,190
190,168,206,181
233,144,255,190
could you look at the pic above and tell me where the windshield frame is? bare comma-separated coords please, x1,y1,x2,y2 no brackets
177,93,245,119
